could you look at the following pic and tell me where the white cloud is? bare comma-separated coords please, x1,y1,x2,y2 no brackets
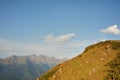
0,35,89,59
45,33,75,44
100,25,120,35
93,39,106,44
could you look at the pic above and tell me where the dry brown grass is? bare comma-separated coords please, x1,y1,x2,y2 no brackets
38,40,120,80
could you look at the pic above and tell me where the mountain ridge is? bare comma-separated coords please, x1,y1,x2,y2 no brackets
0,55,66,80
38,40,120,80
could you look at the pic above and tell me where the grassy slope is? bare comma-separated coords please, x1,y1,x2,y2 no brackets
38,40,120,80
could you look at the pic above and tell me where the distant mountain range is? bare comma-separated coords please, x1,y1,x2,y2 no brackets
0,55,67,80
38,40,120,80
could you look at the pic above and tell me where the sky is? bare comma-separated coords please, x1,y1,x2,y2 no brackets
0,0,120,59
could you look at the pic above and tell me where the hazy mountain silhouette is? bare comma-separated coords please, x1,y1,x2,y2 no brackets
0,55,66,80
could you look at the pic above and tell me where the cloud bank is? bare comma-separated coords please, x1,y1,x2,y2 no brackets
0,39,44,58
0,33,88,58
100,25,120,35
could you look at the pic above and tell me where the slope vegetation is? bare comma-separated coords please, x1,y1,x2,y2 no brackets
38,40,120,80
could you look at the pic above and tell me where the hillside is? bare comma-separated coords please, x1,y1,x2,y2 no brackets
37,40,120,80
0,55,64,80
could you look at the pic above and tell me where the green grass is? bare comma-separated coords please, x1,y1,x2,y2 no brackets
104,53,120,80
38,66,59,80
112,43,120,50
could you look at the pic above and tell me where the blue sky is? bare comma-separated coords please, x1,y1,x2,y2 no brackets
0,0,120,58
